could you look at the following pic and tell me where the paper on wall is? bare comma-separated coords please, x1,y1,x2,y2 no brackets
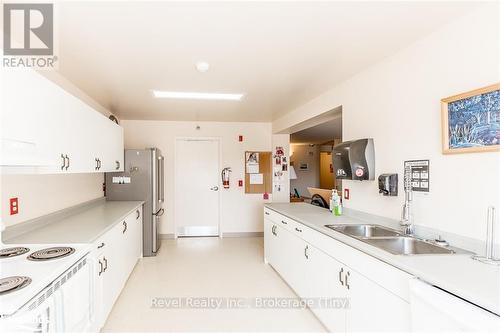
249,173,264,185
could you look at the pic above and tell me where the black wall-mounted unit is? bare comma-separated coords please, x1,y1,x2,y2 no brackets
333,138,375,181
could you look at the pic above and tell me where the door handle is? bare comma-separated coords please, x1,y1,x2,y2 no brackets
123,221,127,233
339,268,344,286
98,260,103,276
210,186,219,191
103,257,108,272
154,208,164,217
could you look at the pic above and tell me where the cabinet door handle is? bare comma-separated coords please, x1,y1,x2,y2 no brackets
95,158,99,170
61,154,66,170
97,242,105,249
339,268,344,286
271,225,275,235
136,209,140,220
304,245,309,259
115,160,120,170
98,159,101,170
98,260,103,276
123,221,127,233
103,257,108,272
295,227,302,233
265,211,270,215
65,155,70,170
345,271,350,290
281,220,287,225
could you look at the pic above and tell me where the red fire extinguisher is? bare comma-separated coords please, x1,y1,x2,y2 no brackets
221,167,231,189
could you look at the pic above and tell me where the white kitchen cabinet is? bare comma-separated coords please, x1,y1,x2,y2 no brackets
1,69,124,174
92,206,143,330
306,245,347,333
345,268,410,332
263,208,411,333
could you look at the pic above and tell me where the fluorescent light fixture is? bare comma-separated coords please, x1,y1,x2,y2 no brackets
152,90,244,101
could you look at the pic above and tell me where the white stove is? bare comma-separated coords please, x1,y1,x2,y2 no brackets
0,243,92,328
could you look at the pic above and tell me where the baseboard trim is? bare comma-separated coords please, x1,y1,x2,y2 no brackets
159,232,263,239
160,234,175,239
222,232,263,238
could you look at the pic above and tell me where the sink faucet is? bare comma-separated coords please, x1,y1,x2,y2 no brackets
400,166,414,235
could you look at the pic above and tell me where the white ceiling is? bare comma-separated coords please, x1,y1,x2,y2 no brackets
290,117,342,145
55,1,480,122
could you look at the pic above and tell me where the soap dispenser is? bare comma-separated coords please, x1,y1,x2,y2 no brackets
378,174,398,196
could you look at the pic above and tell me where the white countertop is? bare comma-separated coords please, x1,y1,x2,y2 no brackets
3,200,144,244
266,203,500,316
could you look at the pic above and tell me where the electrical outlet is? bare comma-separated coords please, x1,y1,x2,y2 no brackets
10,198,19,215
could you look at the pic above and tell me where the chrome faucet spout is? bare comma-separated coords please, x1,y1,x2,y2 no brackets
400,166,414,236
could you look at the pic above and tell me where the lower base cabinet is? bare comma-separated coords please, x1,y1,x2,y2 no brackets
264,216,411,333
92,206,143,331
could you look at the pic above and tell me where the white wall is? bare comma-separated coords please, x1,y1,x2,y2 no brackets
273,3,500,242
1,174,104,227
290,144,320,197
121,120,272,235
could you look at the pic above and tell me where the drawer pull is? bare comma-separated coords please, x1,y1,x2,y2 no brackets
103,257,108,272
265,211,270,215
295,227,302,233
281,220,287,225
97,242,105,249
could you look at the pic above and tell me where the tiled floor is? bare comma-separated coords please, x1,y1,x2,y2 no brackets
102,237,326,332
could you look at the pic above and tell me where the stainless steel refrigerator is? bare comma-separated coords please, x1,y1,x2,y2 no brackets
105,148,164,257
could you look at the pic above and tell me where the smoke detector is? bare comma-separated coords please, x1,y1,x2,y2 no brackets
195,61,210,73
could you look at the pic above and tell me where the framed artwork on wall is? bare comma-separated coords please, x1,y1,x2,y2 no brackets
441,83,500,154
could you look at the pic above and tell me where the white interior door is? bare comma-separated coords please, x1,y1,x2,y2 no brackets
175,139,220,237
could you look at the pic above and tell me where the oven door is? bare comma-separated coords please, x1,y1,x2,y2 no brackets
59,256,93,333
0,289,61,333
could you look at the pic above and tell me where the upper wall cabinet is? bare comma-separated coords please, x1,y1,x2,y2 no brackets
0,70,124,174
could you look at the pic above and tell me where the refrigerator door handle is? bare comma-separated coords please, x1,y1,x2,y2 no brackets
158,156,165,203
152,215,158,252
154,208,165,217
151,150,158,214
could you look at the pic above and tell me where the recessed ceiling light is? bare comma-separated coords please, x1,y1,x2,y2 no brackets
152,90,244,101
195,61,210,73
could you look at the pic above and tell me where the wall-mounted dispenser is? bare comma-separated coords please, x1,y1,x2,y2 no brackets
333,138,375,181
378,174,398,196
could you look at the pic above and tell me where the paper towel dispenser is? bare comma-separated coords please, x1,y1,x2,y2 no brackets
333,138,375,181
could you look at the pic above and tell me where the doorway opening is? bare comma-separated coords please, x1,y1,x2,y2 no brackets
289,110,342,208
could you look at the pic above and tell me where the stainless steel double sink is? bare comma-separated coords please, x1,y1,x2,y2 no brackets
324,224,459,255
